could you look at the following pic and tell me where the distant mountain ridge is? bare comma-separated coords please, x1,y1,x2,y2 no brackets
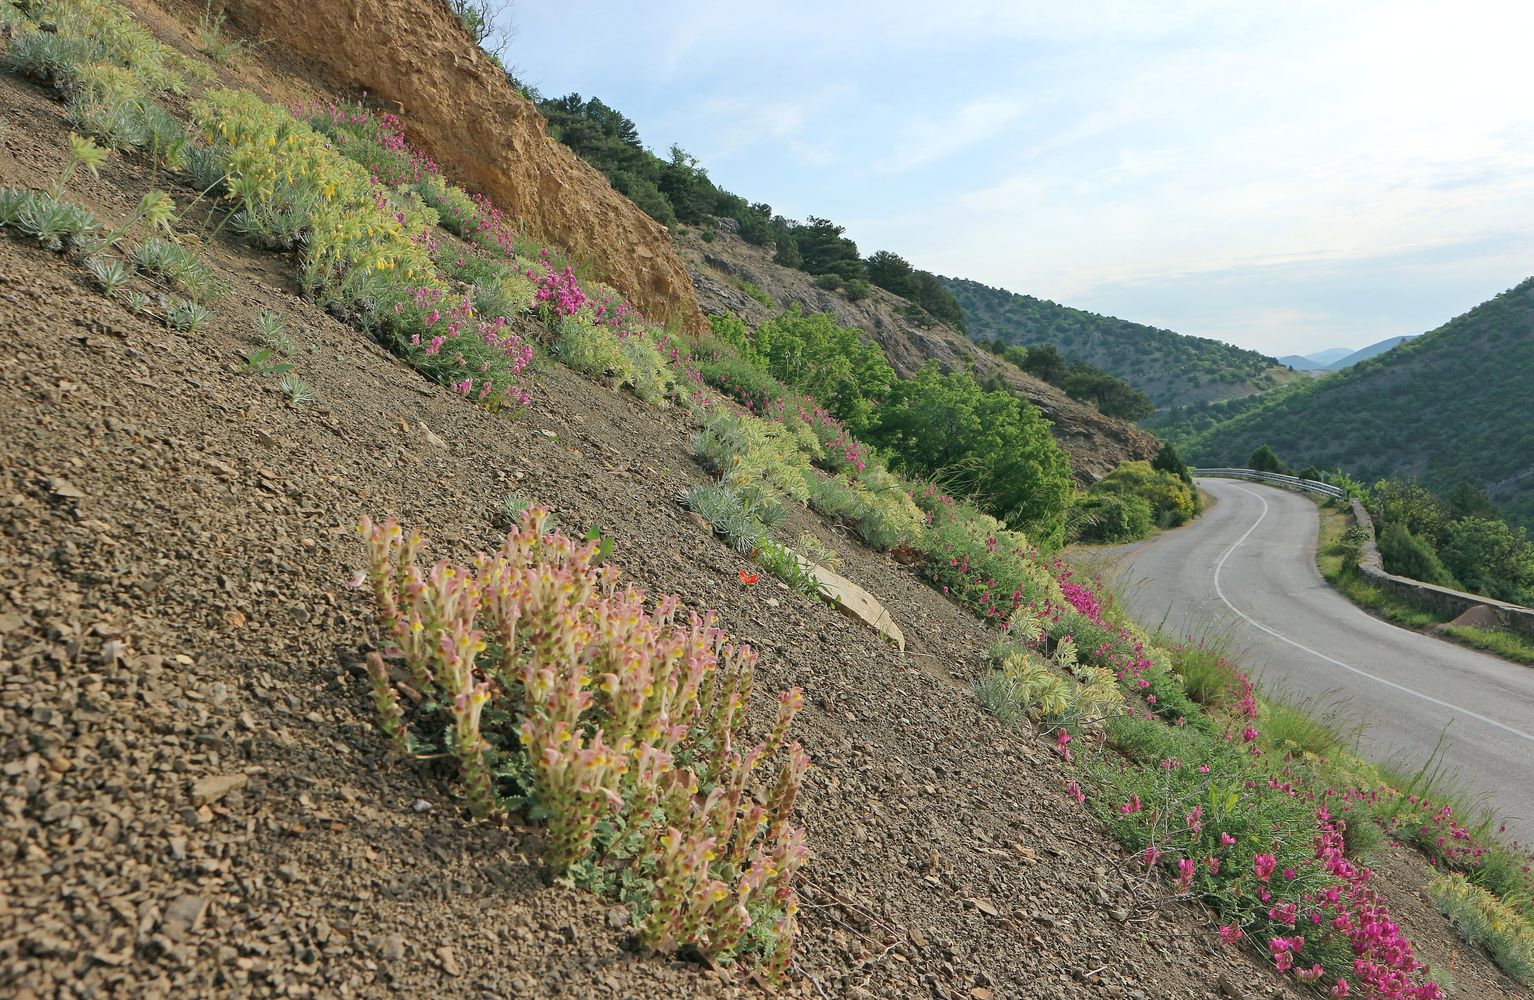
1324,335,1416,370
1275,339,1417,372
1307,347,1356,367
1186,278,1534,530
939,276,1294,411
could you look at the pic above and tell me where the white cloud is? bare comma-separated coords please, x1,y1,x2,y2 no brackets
515,0,1534,353
881,95,1030,171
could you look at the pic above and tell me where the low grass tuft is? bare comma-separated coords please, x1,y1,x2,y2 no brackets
1429,874,1534,986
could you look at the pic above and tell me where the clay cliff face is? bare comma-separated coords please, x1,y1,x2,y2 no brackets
227,0,705,334
674,225,1161,483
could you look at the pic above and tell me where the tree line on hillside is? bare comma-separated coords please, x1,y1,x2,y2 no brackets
978,341,1155,421
1149,379,1312,448
533,93,966,331
940,275,1281,410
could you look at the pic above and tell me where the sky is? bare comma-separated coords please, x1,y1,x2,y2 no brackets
502,1,1534,359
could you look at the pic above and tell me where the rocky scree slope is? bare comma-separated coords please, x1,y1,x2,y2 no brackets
675,224,1160,483
219,0,706,334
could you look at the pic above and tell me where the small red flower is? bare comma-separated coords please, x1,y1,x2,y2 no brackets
738,569,759,585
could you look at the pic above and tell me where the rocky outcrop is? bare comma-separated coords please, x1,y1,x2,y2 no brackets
675,226,1160,483
226,0,706,334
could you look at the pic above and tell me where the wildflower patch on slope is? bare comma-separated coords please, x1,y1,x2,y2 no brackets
354,509,810,978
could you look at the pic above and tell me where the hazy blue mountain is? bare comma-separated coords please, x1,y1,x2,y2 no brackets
1307,347,1355,366
1325,335,1416,370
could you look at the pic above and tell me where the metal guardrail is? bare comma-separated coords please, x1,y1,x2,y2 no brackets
1191,468,1346,499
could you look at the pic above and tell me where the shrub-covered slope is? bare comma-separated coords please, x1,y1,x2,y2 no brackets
1187,278,1534,529
940,275,1294,410
675,224,1161,482
0,14,1296,995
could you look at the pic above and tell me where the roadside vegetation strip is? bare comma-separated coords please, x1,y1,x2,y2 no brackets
1314,499,1534,666
974,527,1534,991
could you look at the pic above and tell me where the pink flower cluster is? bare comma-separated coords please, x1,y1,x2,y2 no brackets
526,250,588,318
299,99,440,186
1058,579,1102,621
398,285,534,406
463,191,517,257
1044,568,1157,689
798,402,866,473
1274,810,1442,999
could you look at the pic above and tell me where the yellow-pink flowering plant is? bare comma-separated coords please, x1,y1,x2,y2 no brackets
354,508,810,977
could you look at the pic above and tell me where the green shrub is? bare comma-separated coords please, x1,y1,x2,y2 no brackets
855,487,924,551
1141,667,1212,731
1089,461,1198,529
131,236,222,302
697,352,789,413
807,473,864,522
8,191,97,250
922,505,1061,621
1369,478,1448,544
618,330,675,405
1152,441,1193,483
556,314,630,382
1248,444,1290,475
1256,694,1354,760
692,410,813,505
871,362,1073,546
752,307,894,437
1164,638,1248,711
686,482,769,554
754,539,825,599
705,312,754,355
1378,523,1459,588
1440,516,1534,604
735,280,774,309
1072,492,1154,543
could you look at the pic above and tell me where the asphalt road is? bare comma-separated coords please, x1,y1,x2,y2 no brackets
1093,477,1534,844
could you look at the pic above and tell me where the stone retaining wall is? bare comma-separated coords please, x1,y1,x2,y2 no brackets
1348,500,1534,637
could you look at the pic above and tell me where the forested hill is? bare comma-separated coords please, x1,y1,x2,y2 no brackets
1187,278,1534,530
939,276,1292,410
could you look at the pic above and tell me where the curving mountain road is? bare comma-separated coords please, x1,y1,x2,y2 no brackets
1095,478,1534,844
